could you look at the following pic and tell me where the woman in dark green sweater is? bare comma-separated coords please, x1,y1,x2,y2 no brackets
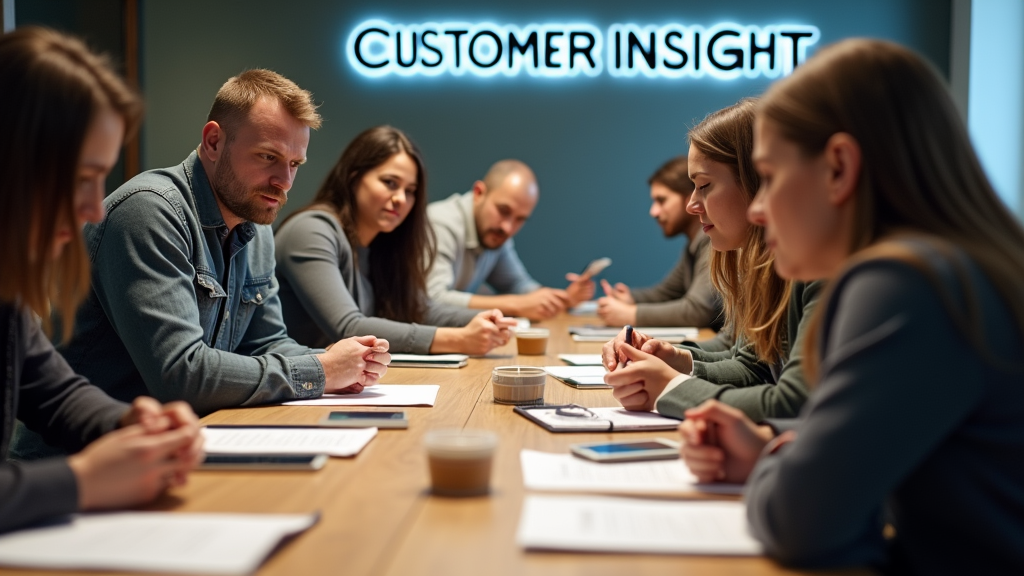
604,100,821,422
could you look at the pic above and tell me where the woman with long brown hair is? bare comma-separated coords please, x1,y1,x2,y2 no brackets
603,100,823,422
679,39,1024,572
0,27,203,533
275,126,515,355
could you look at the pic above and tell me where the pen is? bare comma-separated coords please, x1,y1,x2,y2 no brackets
617,325,633,370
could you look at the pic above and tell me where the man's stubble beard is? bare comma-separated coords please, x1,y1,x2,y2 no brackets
211,146,287,226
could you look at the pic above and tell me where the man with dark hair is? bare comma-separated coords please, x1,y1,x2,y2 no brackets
426,159,595,321
18,69,388,450
598,156,723,329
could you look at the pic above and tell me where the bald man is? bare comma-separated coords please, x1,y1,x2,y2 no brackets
426,160,594,320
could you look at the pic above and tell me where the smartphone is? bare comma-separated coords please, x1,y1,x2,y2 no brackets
320,411,409,429
200,454,328,471
580,257,612,279
570,438,680,462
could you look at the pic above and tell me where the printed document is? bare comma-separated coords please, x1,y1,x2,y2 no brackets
203,427,377,457
556,354,604,366
283,384,439,406
544,366,609,387
390,354,468,368
0,512,318,574
517,495,761,555
520,449,743,496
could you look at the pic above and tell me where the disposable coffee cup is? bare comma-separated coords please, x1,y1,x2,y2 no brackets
424,429,498,497
515,328,549,355
492,366,546,405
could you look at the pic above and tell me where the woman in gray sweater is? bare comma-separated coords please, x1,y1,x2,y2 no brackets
680,39,1024,573
275,127,516,355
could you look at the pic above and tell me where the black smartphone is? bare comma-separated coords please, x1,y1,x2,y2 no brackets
200,453,328,470
320,411,409,429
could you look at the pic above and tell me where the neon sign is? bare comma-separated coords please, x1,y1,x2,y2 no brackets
347,19,819,80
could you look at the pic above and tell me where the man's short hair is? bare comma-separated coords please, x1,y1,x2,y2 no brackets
648,155,694,195
482,159,534,193
207,69,321,136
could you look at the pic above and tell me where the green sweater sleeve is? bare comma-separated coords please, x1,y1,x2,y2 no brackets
656,281,823,422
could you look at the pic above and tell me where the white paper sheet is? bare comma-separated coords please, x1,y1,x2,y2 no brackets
520,450,743,496
557,354,604,366
544,366,607,379
517,495,761,555
0,512,318,575
203,426,377,457
282,384,439,406
390,353,468,363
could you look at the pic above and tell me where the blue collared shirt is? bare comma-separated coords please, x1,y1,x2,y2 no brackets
58,151,324,415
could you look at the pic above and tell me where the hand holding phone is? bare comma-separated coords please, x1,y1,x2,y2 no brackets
579,257,612,280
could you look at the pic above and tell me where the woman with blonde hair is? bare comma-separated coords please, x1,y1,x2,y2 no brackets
680,39,1024,572
0,27,203,532
603,99,823,422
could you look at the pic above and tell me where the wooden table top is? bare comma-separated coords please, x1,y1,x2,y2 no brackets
3,316,870,576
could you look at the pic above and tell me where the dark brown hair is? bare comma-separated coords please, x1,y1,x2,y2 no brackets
648,155,694,196
301,126,432,323
689,98,792,364
208,69,321,137
0,26,142,338
758,39,1024,379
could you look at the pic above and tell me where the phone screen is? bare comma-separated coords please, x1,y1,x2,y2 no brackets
327,411,405,420
203,454,320,465
585,441,671,454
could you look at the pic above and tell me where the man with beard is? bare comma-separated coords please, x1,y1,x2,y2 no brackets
597,156,723,330
426,160,594,321
17,70,388,449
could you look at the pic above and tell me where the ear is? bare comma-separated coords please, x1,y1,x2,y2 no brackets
824,132,861,207
200,121,225,162
471,180,487,199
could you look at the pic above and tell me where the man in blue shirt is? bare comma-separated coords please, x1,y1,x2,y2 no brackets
45,70,388,418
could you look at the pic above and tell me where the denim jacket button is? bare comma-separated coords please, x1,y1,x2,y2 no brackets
224,310,230,320
256,293,262,302
302,382,313,390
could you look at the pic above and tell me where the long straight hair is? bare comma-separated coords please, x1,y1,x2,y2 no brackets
758,39,1024,379
296,126,432,323
689,99,792,364
0,27,142,338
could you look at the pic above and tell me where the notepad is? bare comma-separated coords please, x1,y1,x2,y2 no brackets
544,366,610,389
556,354,604,366
520,450,743,496
389,354,468,368
515,405,680,432
568,325,699,343
283,384,439,407
202,426,377,457
0,512,319,574
517,495,761,555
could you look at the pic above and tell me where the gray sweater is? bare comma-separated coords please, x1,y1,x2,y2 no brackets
656,281,823,422
745,252,1024,574
275,210,478,353
1,304,127,533
631,232,724,330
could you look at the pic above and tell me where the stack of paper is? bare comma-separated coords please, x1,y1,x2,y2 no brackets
517,495,761,555
544,365,609,388
389,353,468,368
283,384,439,407
0,512,319,574
202,426,378,457
519,450,743,496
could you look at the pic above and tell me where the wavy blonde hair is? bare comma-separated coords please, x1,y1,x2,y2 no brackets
757,39,1024,380
689,99,792,364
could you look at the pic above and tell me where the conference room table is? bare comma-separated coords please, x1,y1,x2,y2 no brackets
3,314,872,576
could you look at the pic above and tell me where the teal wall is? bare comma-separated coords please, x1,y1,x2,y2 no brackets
139,0,951,288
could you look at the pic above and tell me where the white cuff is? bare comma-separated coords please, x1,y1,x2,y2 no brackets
656,372,693,404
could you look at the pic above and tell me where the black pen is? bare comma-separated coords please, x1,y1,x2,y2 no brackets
617,325,633,369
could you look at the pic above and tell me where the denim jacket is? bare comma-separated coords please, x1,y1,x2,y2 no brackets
57,151,325,416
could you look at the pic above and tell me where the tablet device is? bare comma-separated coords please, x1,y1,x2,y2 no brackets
200,454,328,470
570,438,680,462
320,410,409,429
